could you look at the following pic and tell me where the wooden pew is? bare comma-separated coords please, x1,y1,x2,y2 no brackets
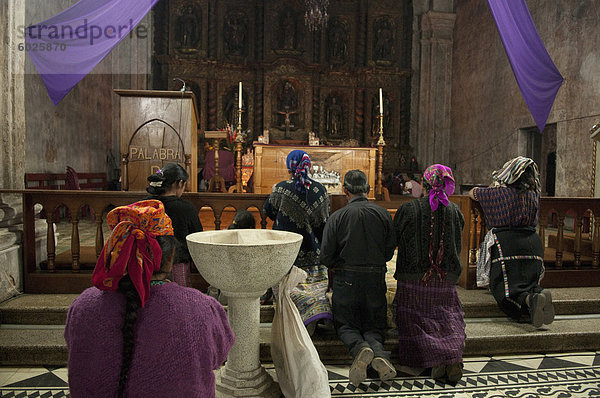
25,172,107,190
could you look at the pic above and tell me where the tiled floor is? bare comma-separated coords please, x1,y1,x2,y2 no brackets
1,352,599,397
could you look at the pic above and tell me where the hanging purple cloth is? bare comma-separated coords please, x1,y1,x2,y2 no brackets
487,0,563,132
25,0,159,105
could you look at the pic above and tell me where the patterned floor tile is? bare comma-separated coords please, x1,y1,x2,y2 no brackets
537,356,589,370
0,369,23,388
547,353,597,366
5,373,67,388
1,370,50,388
499,357,544,370
48,370,67,385
1,352,600,397
479,359,533,373
462,361,491,374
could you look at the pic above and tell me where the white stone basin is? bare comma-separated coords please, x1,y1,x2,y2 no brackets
187,229,303,397
187,229,302,295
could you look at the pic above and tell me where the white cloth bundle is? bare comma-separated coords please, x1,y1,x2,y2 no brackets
271,266,331,398
477,229,495,288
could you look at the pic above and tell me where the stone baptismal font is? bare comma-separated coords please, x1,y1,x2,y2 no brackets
187,229,303,397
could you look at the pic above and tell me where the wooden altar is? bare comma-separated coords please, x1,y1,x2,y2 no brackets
253,144,377,199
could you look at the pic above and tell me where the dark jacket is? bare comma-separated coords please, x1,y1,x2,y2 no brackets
146,195,203,263
320,196,395,270
393,196,464,282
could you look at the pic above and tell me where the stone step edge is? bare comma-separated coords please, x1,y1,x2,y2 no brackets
2,318,600,366
4,300,600,325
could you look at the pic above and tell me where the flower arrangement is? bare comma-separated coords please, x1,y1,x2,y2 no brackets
206,123,251,153
222,123,237,152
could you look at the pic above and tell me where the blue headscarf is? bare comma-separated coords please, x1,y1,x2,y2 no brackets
286,150,312,193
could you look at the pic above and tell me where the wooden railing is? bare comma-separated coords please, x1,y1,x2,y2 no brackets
7,189,347,293
5,188,600,293
467,197,600,289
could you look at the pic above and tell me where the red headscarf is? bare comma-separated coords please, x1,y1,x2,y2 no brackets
92,200,174,307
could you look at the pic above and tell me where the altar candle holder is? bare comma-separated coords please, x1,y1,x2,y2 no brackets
235,107,244,193
375,112,386,199
377,111,386,146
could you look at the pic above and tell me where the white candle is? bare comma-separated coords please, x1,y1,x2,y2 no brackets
379,88,383,115
239,82,242,109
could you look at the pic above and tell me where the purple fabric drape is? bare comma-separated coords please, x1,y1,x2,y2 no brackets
487,0,563,132
26,0,159,105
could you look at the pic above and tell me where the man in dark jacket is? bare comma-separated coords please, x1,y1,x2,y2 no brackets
320,170,396,386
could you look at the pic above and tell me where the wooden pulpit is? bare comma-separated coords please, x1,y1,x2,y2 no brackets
116,90,199,192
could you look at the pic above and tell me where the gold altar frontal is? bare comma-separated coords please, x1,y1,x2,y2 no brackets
253,144,377,199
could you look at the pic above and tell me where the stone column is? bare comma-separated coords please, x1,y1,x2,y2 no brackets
0,1,26,190
0,0,26,302
416,11,455,168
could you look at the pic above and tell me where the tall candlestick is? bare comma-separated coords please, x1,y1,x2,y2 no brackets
379,88,383,115
239,82,242,109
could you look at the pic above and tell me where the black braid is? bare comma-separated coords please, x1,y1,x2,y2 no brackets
115,235,177,396
510,165,538,193
117,275,140,397
146,162,189,195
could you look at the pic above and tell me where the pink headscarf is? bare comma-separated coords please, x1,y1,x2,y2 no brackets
423,164,455,212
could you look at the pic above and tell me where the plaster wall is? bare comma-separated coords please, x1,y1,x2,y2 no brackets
23,1,113,175
451,0,599,196
23,1,152,177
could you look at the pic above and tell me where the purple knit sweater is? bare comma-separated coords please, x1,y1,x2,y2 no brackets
65,283,234,398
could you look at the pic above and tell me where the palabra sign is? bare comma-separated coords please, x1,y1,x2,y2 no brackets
128,147,182,161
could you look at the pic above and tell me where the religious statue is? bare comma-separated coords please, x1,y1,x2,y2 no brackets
374,17,393,63
327,18,348,63
276,106,298,139
280,80,297,110
224,10,248,57
275,80,299,132
410,156,419,171
176,5,200,52
242,148,254,166
308,131,320,146
278,9,298,50
223,88,246,128
325,95,343,137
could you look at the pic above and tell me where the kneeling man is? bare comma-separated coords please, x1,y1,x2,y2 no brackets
320,170,396,386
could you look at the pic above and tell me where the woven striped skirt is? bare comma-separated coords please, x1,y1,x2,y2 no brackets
489,227,544,321
395,279,465,368
276,264,333,325
172,262,192,288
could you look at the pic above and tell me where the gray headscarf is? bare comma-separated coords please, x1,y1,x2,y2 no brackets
492,156,541,191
